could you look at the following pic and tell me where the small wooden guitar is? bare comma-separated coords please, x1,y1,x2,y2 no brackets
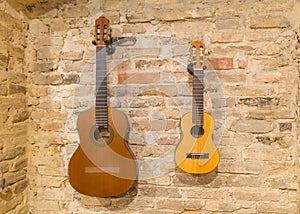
175,41,220,174
68,16,138,197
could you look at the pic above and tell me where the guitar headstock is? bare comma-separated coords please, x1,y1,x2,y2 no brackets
190,40,205,70
94,16,111,46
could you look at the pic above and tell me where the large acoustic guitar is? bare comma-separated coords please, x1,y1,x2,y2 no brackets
175,41,220,174
68,16,138,197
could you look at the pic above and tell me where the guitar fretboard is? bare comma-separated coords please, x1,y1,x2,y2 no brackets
95,46,108,128
192,68,204,126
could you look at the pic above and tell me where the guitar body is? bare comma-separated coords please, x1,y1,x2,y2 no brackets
68,107,137,197
175,112,220,174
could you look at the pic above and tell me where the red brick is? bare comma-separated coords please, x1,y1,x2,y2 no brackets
118,73,159,84
207,58,233,70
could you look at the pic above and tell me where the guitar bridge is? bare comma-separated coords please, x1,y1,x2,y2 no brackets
186,153,209,159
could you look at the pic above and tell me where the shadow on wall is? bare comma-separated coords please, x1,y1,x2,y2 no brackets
78,185,138,210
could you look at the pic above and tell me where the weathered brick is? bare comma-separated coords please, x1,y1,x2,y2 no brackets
37,166,65,176
33,61,57,72
28,86,49,97
63,5,89,18
31,111,67,120
63,74,80,84
207,58,233,70
62,51,83,61
38,100,61,110
0,113,8,123
104,11,120,24
173,21,212,34
0,162,9,173
32,73,63,85
217,72,246,83
250,15,290,29
41,176,64,188
3,147,25,160
156,199,185,211
215,18,242,30
132,118,151,131
139,186,181,198
8,84,26,94
37,187,73,200
36,36,64,46
140,85,178,97
152,6,214,21
12,157,28,171
29,19,48,35
49,17,68,32
126,13,150,23
13,179,28,194
40,122,64,131
224,85,271,96
248,109,295,120
240,97,279,107
256,136,287,147
253,1,293,12
118,73,159,84
135,58,172,70
242,147,288,161
123,24,146,34
211,32,244,43
7,73,26,84
5,170,26,186
280,122,292,132
0,195,23,213
181,188,231,199
31,200,60,211
184,199,204,210
80,195,111,206
205,200,242,212
0,85,7,96
37,46,61,60
230,119,273,133
257,202,297,213
233,189,281,201
11,111,30,123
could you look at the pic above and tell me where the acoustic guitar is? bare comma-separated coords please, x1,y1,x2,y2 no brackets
68,16,138,197
175,41,220,174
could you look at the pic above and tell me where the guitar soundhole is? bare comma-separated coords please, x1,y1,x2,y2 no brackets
94,127,110,140
191,125,204,138
90,125,113,146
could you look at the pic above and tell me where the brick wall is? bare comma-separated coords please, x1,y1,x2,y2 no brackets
1,0,300,213
0,1,29,213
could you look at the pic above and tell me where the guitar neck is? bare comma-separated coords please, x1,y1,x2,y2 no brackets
192,68,204,126
95,46,108,128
